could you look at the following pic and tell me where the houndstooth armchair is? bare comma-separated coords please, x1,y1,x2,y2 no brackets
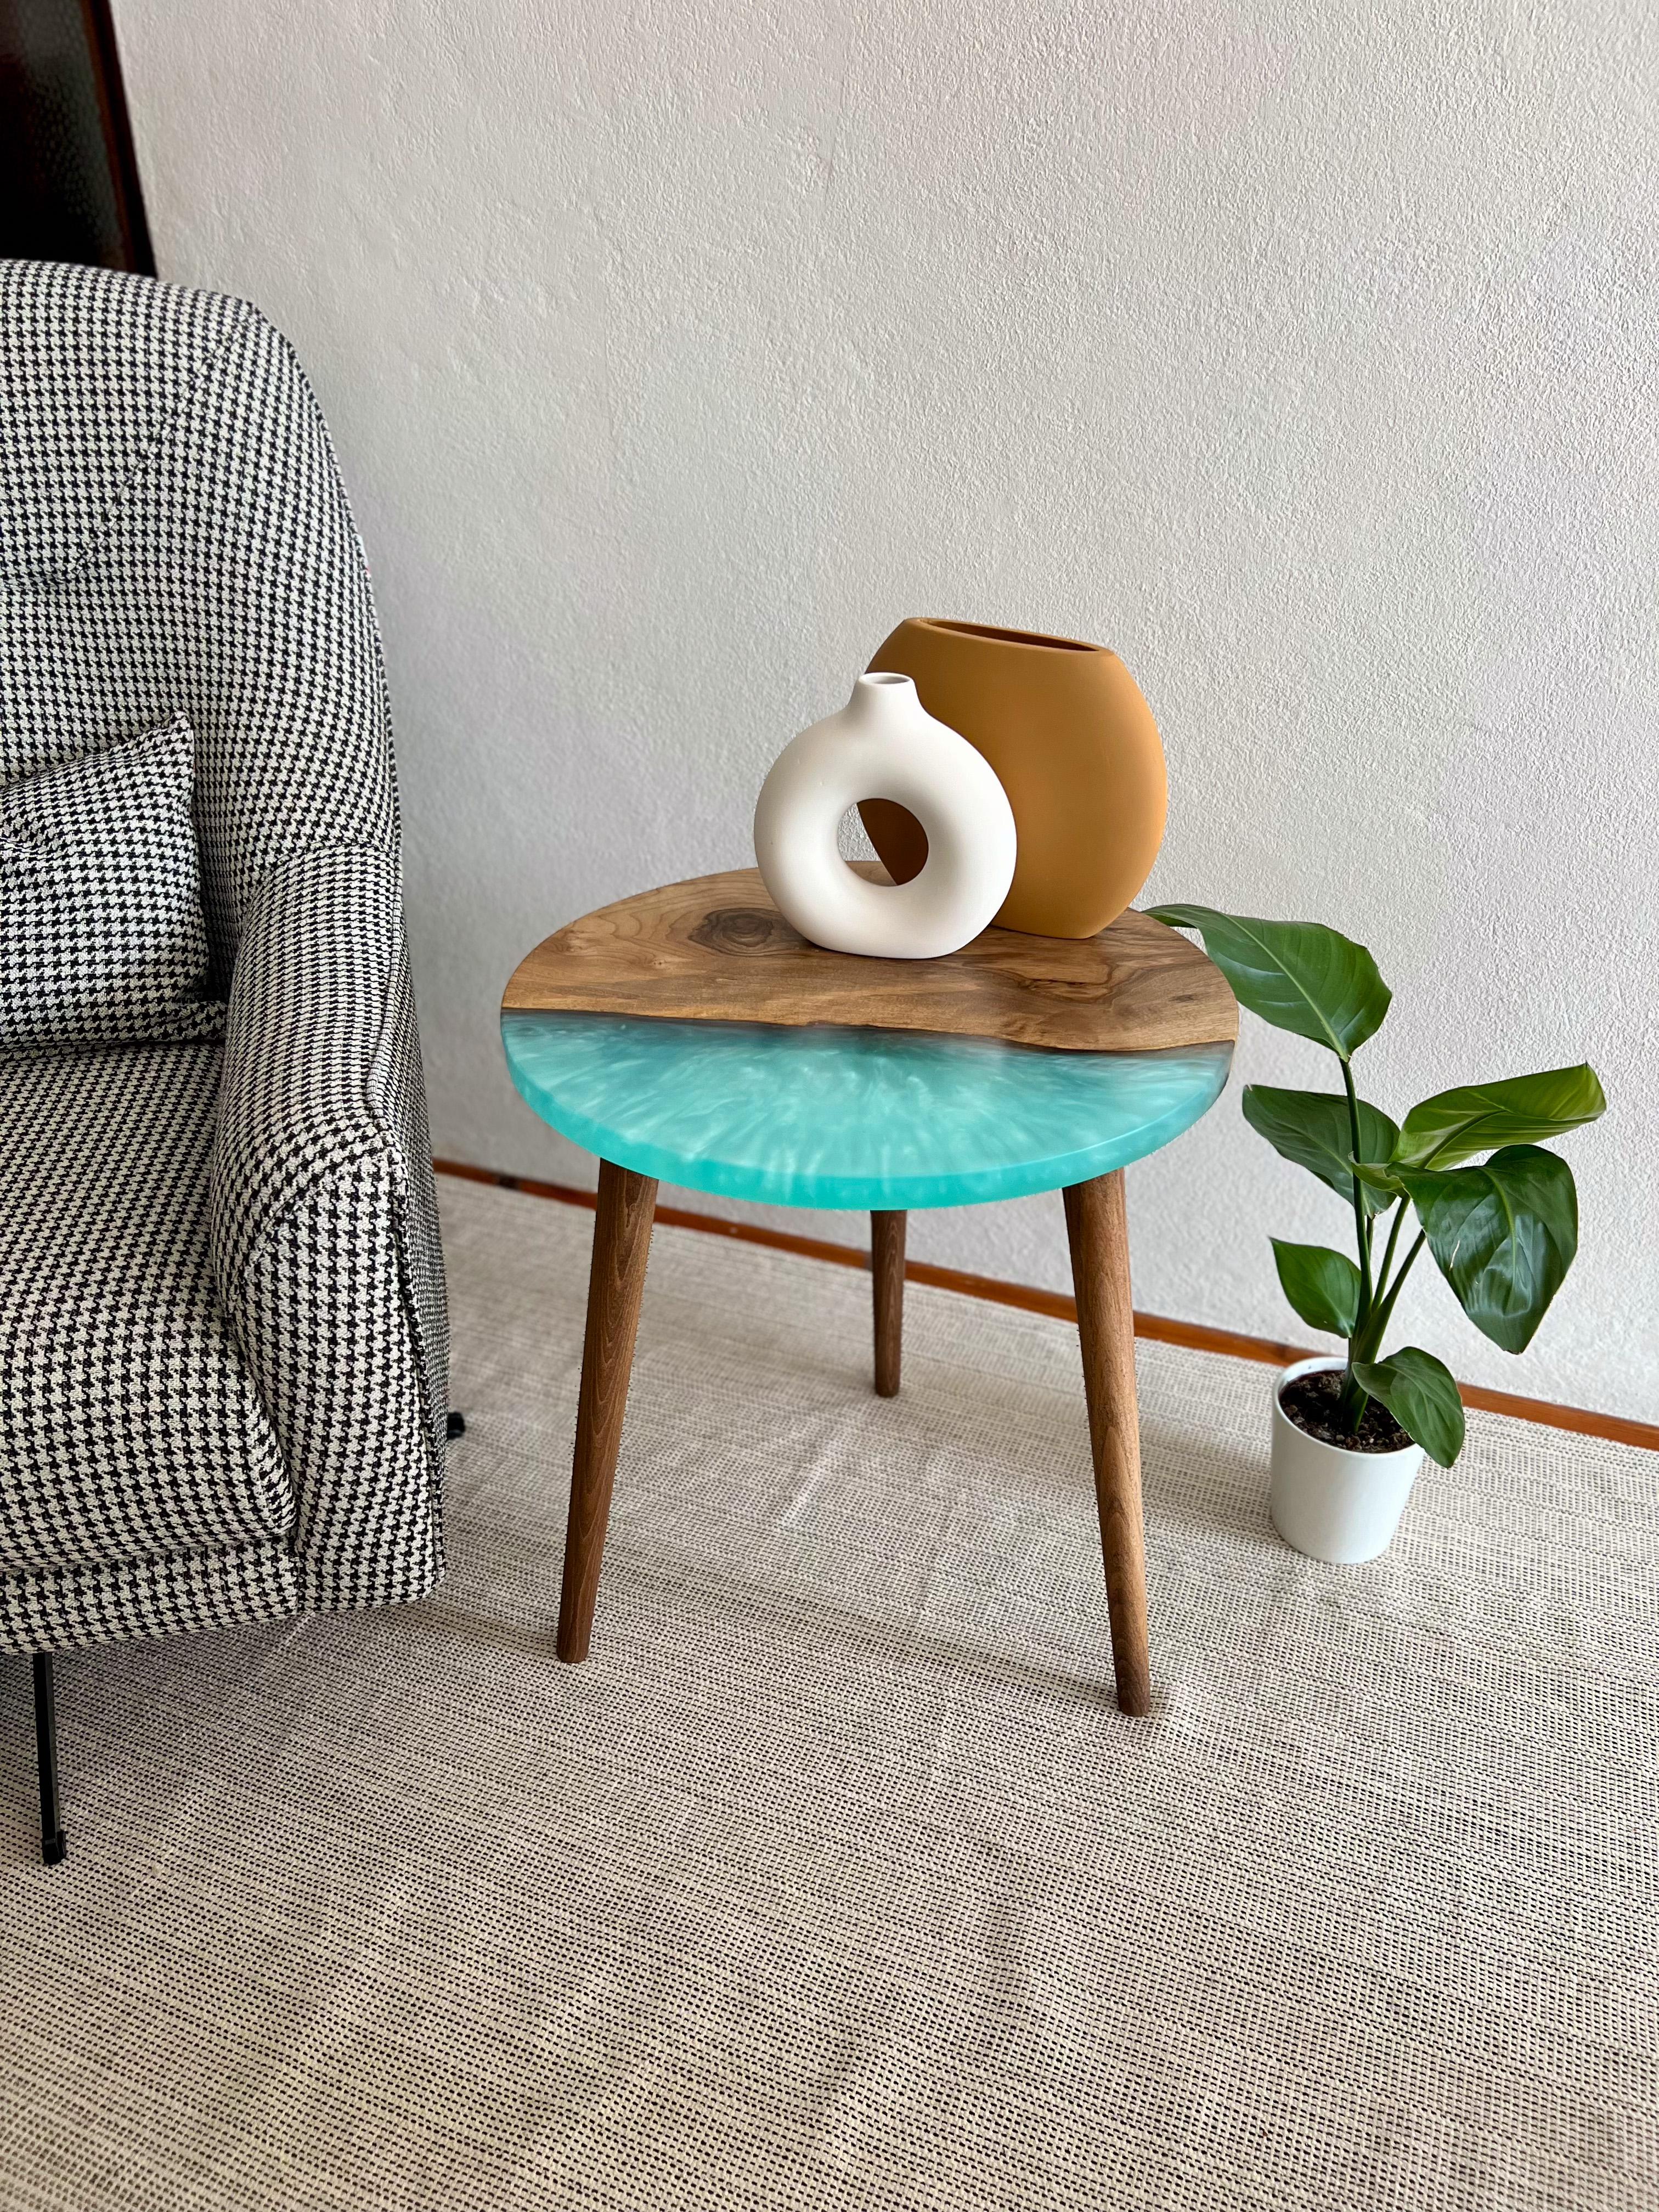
0,259,450,1858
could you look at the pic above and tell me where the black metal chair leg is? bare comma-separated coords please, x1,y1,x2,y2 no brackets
32,1655,66,1866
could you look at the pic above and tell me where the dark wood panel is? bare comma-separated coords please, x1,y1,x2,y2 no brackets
1,0,154,272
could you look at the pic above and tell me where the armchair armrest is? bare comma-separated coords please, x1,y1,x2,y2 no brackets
209,845,449,1608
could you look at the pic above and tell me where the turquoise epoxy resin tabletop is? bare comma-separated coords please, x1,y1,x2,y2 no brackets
501,1009,1233,1211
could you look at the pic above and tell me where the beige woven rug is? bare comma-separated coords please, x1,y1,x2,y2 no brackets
2,1176,1654,2210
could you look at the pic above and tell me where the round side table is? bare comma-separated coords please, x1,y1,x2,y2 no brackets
501,868,1237,1715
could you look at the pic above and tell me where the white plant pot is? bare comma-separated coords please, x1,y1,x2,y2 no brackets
753,672,1017,958
1268,1356,1424,1564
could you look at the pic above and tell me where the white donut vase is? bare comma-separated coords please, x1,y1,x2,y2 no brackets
752,673,1017,960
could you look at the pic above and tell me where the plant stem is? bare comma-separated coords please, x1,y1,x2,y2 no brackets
1372,1198,1407,1312
1340,1201,1409,1431
1356,1228,1426,1364
1334,1367,1370,1433
1339,1058,1374,1318
1339,1220,1426,1437
1338,1057,1373,1435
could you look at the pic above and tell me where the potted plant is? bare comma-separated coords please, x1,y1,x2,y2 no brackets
1147,906,1606,1561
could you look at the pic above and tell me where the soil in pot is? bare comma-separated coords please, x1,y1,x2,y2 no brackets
1279,1368,1412,1453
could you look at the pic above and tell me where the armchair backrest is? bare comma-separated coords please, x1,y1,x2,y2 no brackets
0,259,399,986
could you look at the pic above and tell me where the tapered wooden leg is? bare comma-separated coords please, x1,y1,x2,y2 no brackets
872,1210,906,1397
557,1160,658,1662
1063,1171,1152,1716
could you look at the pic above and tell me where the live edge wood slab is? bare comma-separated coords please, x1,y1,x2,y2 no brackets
502,867,1238,1055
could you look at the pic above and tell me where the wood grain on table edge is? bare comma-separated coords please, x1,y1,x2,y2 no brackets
501,866,1238,1055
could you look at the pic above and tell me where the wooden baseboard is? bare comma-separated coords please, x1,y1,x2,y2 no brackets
433,1158,1659,1454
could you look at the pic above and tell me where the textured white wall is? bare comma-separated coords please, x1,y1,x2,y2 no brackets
115,1,1658,1417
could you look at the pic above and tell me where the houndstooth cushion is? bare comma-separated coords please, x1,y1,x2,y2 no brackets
0,1043,297,1643
0,259,450,1656
0,710,224,1047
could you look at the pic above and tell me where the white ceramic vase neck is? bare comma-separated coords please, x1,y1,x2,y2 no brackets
753,673,1017,960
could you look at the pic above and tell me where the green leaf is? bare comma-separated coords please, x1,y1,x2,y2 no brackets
1242,1085,1401,1217
1271,1240,1363,1336
1394,1063,1606,1170
1397,1145,1578,1353
1352,1347,1466,1468
1147,906,1391,1059
1352,1159,1407,1200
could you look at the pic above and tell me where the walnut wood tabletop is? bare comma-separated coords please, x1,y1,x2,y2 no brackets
501,867,1238,1054
501,871,1238,1716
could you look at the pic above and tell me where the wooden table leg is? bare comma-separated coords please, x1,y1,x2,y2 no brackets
557,1160,658,1662
1063,1171,1152,1716
872,1209,906,1397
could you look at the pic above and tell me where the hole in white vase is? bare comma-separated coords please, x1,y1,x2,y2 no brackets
837,804,878,863
849,800,928,883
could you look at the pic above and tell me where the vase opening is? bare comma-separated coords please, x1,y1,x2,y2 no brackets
924,618,1097,653
844,799,928,884
861,672,911,685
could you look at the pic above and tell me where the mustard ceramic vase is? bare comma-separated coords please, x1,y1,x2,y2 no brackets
860,618,1167,939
